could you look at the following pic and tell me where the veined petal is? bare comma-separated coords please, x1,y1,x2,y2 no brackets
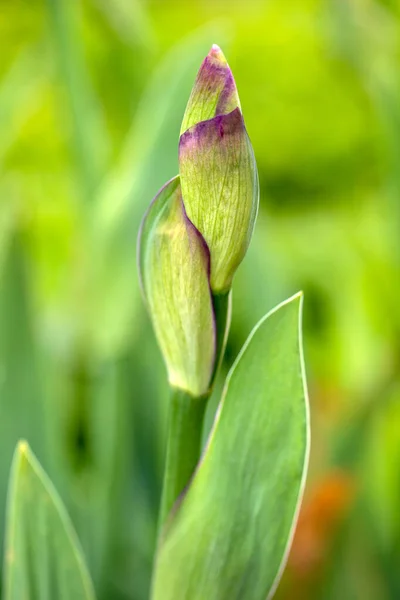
179,109,259,294
180,44,241,135
138,176,216,397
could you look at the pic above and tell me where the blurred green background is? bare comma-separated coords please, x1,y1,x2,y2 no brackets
1,0,399,598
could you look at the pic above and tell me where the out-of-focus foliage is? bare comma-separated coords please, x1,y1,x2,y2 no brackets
4,442,95,600
0,0,399,598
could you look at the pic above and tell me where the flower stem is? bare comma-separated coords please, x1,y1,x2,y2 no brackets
157,293,230,532
211,290,232,385
159,388,208,530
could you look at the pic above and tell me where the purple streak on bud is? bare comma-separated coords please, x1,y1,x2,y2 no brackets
179,107,258,293
179,107,244,154
180,45,241,134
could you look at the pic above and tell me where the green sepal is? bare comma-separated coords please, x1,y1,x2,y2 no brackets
138,176,216,397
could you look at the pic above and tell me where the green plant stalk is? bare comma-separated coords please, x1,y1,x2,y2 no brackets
159,388,208,529
158,292,231,531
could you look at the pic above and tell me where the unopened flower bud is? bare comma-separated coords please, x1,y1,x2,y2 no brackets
138,176,216,397
179,45,259,294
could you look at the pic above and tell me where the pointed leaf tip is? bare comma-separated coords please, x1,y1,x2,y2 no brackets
4,443,96,600
16,440,29,457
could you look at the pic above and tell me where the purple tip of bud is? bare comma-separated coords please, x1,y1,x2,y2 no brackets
209,44,225,59
198,48,238,115
216,73,236,116
199,55,229,83
180,44,241,135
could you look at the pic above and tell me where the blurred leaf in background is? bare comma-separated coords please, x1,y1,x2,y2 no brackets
4,442,95,600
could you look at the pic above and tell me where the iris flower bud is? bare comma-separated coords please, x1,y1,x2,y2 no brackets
138,176,216,397
138,45,258,397
179,45,259,294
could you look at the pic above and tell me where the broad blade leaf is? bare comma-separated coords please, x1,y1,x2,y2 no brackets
3,441,96,600
152,293,310,600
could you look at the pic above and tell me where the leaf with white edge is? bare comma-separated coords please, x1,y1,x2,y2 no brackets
152,293,310,600
3,442,96,600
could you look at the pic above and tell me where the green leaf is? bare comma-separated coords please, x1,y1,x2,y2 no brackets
152,293,310,600
3,441,96,600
